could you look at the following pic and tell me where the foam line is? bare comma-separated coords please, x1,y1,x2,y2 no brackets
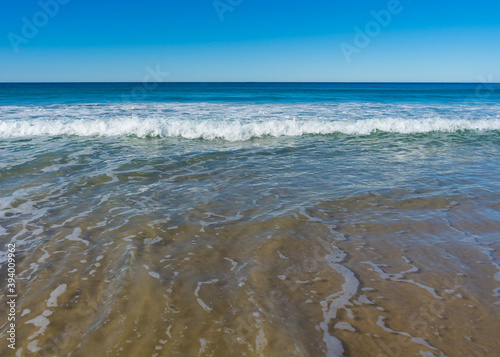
1,117,499,140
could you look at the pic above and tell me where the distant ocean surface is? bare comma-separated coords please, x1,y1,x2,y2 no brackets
0,83,499,357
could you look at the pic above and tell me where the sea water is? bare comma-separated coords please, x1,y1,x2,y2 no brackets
0,83,499,356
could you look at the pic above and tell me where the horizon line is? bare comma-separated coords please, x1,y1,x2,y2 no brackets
1,81,498,84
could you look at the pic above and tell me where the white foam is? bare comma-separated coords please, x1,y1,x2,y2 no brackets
363,259,442,300
194,279,219,312
449,220,500,284
37,248,50,264
420,351,437,357
1,102,500,140
255,324,268,356
47,284,67,307
224,257,238,271
66,227,89,246
476,246,500,282
376,316,444,356
26,309,53,340
149,271,160,279
277,251,290,260
357,295,375,305
27,340,41,353
334,322,356,332
319,245,360,357
199,338,210,354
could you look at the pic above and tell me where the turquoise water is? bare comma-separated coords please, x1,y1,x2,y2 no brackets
0,83,499,357
1,82,500,105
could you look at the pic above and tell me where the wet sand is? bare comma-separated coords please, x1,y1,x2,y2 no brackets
1,187,499,357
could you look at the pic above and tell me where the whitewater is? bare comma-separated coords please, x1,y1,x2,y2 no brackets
1,102,499,140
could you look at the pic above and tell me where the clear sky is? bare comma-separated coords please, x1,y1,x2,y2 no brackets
1,0,499,82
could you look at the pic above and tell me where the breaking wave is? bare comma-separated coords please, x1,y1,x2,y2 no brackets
1,117,499,140
1,102,499,141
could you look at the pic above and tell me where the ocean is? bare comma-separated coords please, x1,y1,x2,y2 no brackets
0,83,499,357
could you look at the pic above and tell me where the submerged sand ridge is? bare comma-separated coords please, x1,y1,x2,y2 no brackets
1,188,499,357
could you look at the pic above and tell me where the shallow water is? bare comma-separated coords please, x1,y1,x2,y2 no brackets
0,83,500,356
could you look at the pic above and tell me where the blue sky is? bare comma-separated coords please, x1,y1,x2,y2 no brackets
1,0,499,82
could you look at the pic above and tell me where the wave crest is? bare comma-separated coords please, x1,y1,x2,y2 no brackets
1,117,500,141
